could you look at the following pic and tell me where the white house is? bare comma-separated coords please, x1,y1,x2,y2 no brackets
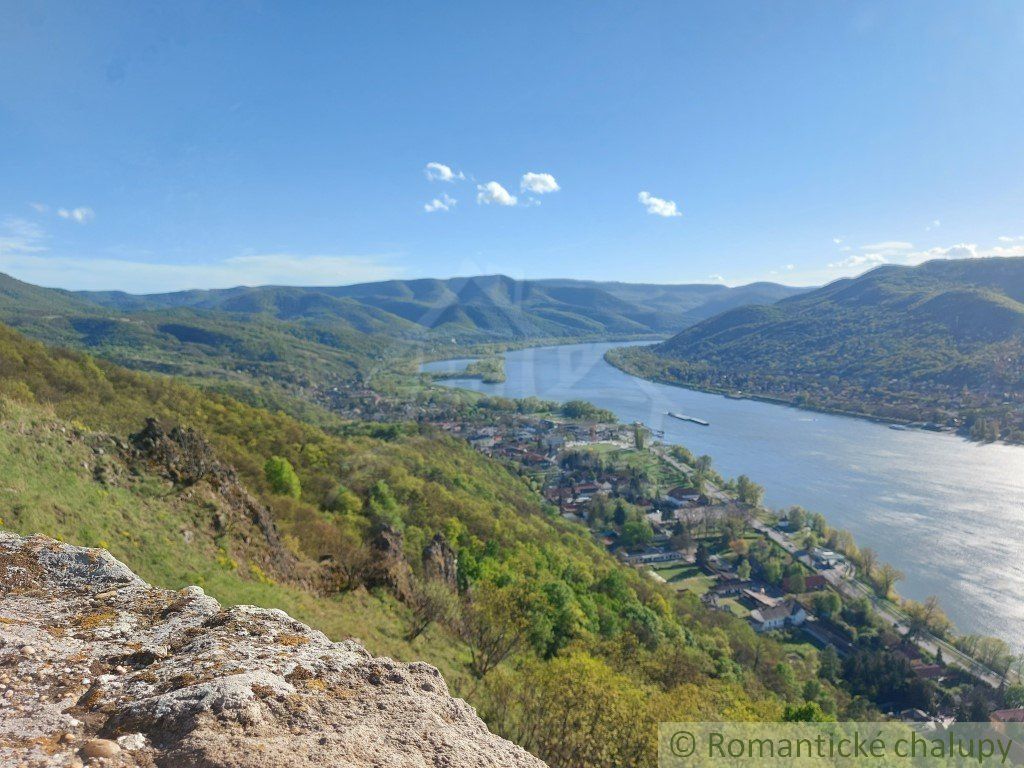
749,601,807,632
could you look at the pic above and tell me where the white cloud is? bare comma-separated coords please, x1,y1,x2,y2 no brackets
828,253,887,269
476,181,517,207
860,240,913,253
57,206,95,224
906,243,977,264
709,274,725,282
785,264,795,271
638,191,681,218
424,162,464,182
0,252,403,293
827,237,1024,276
0,218,47,257
926,219,941,231
832,237,843,245
520,172,560,194
900,242,1024,265
423,193,456,213
28,202,48,214
998,235,1024,243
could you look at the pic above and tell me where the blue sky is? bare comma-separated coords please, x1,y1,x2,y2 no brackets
1,1,1023,293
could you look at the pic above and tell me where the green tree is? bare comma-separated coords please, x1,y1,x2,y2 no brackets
367,479,404,529
695,542,710,568
786,569,806,594
263,455,301,498
620,520,654,548
813,591,842,619
736,475,765,507
858,547,878,580
1004,683,1024,709
459,581,534,678
633,421,648,450
819,644,840,682
406,579,460,641
737,558,752,580
782,701,834,722
875,563,904,598
325,483,362,515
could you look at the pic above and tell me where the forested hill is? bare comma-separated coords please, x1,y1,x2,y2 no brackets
609,257,1024,441
0,271,395,418
0,320,841,764
74,274,806,340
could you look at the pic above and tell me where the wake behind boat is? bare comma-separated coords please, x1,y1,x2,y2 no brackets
666,411,710,426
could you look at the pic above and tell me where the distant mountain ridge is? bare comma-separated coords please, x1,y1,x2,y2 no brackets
74,274,808,339
0,271,804,420
608,257,1024,442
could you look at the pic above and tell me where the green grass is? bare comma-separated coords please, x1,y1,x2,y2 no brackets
0,402,478,696
719,597,750,617
576,444,689,487
650,563,714,595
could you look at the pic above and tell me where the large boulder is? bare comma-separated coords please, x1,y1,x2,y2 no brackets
0,532,546,768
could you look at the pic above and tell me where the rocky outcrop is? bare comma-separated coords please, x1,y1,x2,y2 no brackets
422,534,459,590
0,533,546,768
126,419,291,572
363,523,413,599
128,419,218,487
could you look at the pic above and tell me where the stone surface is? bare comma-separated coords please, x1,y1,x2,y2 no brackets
0,532,546,768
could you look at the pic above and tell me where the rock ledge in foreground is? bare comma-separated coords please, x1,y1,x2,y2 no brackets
0,532,546,768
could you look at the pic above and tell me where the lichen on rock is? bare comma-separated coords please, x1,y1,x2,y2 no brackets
0,532,546,768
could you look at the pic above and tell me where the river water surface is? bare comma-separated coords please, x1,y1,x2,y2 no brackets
423,341,1024,649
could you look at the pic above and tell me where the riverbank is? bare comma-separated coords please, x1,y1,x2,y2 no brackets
424,340,1024,651
602,345,984,442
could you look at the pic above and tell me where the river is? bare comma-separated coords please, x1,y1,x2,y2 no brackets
423,341,1024,649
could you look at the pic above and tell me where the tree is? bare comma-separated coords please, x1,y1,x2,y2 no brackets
736,475,765,507
460,582,533,678
263,456,301,498
904,596,951,640
480,653,652,768
325,483,362,515
787,506,807,531
782,701,834,722
669,520,693,552
695,542,710,568
1004,683,1024,709
737,558,752,580
620,520,654,548
368,479,404,529
819,644,840,682
632,422,648,450
813,591,842,619
406,579,460,641
875,563,904,598
785,567,806,594
858,548,878,579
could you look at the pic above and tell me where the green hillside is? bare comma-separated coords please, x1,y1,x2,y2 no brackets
0,272,804,424
0,272,406,418
609,257,1024,441
0,322,853,766
75,274,806,341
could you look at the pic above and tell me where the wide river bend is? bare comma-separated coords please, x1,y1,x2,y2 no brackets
423,341,1024,649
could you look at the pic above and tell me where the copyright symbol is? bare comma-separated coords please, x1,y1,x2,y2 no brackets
670,730,696,758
